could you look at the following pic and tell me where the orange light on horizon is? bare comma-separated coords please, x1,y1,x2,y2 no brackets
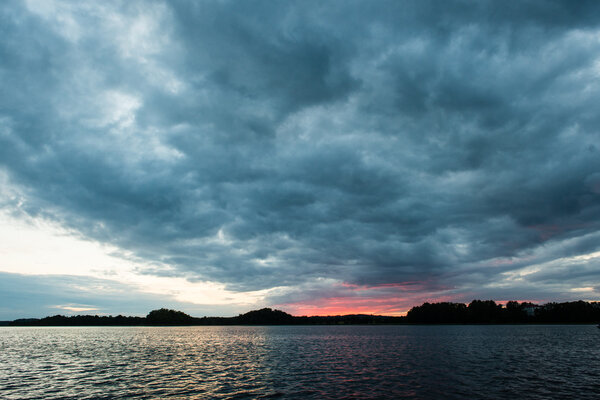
275,293,466,317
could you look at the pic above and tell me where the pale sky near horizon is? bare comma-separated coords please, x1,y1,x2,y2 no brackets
1,0,600,319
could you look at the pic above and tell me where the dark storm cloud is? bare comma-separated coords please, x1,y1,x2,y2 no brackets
1,0,600,303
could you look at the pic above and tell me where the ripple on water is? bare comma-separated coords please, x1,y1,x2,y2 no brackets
1,325,599,399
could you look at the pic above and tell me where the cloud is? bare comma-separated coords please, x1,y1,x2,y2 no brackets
0,271,248,320
0,0,599,313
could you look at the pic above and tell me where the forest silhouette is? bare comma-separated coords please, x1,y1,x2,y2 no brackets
6,300,600,326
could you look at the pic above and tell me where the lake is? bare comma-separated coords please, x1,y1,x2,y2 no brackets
1,325,598,399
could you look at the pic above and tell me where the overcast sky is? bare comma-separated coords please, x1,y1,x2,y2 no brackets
1,0,599,319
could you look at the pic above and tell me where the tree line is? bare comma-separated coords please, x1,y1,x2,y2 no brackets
7,300,600,326
405,300,600,324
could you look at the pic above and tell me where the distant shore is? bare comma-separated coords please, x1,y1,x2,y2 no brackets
5,300,600,326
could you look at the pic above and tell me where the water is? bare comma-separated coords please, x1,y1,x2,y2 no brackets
1,325,598,399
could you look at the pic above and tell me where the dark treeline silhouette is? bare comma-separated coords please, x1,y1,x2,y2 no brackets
9,314,146,326
405,300,600,324
7,301,600,326
9,308,407,326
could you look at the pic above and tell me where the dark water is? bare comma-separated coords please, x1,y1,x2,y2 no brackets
1,325,599,399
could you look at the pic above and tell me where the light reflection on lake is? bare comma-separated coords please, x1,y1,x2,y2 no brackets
1,325,599,399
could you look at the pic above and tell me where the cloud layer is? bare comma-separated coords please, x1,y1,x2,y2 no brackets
1,0,600,314
0,271,248,320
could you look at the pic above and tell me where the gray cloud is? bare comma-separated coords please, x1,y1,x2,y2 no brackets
1,0,599,309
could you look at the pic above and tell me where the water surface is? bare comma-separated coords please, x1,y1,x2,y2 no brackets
1,325,598,399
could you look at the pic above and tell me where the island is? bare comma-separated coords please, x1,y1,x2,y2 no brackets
4,299,600,326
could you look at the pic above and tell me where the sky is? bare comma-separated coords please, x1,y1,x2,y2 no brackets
1,0,600,319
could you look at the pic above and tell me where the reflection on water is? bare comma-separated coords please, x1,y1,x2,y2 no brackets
1,325,599,399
